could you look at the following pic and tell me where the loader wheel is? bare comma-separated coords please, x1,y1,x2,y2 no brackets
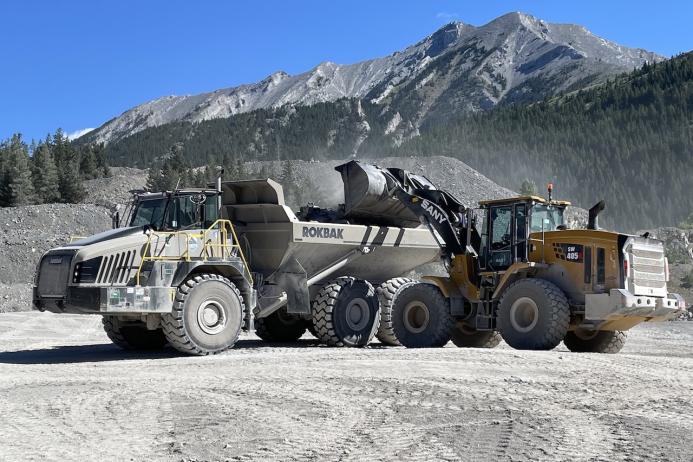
497,279,570,351
391,282,453,348
311,277,380,347
255,308,307,342
563,329,626,354
102,317,167,350
375,277,414,346
450,322,502,348
162,274,244,355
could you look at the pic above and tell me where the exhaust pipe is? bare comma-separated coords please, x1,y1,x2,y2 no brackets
588,200,605,230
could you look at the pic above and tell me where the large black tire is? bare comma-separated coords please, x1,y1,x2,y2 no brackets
563,330,627,353
391,282,453,348
102,317,167,350
497,279,570,351
162,274,244,355
311,277,380,347
375,277,413,346
255,308,307,342
450,322,502,348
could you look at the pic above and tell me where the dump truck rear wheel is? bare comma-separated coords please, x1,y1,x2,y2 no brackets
563,329,626,353
450,322,502,348
311,277,380,347
497,279,570,351
162,274,244,355
375,277,414,346
255,308,307,342
102,317,167,350
391,282,453,348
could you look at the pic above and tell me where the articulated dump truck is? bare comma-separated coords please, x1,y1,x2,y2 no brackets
33,161,686,355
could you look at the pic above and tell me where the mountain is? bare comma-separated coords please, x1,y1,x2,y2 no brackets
83,12,661,145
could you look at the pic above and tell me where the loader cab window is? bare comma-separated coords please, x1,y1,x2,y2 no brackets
530,205,565,233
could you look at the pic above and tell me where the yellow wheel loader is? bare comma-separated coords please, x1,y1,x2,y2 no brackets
337,161,687,353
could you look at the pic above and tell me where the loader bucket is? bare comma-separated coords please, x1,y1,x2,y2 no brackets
335,160,422,228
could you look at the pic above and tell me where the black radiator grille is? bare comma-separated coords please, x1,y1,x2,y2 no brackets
37,252,75,297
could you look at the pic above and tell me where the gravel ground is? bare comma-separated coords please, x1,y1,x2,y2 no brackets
0,312,691,462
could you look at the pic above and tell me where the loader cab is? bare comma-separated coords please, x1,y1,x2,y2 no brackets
128,190,221,231
477,196,569,271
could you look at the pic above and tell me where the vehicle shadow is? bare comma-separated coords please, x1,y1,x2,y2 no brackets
0,339,392,365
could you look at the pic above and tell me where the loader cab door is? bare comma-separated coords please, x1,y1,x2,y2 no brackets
479,203,529,271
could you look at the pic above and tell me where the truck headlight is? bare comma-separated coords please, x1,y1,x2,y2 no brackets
73,257,102,284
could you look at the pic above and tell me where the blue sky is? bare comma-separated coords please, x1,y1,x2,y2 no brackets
1,0,692,142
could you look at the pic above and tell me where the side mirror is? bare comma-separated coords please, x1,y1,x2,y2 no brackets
112,211,120,229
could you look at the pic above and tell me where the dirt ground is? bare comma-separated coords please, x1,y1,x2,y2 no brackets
0,313,691,462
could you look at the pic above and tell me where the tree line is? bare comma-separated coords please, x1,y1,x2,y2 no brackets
0,129,110,206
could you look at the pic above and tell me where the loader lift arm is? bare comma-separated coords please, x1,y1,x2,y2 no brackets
380,167,480,260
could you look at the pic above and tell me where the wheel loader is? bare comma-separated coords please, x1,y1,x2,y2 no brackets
336,161,687,353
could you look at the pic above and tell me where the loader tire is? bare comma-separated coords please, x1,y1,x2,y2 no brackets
162,274,244,355
102,317,167,350
497,279,570,351
311,277,380,347
563,330,626,354
391,282,453,348
375,277,414,346
450,322,502,348
255,308,307,342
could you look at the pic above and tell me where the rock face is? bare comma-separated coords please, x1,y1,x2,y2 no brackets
83,12,661,145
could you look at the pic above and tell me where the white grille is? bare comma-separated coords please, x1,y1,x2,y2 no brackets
625,237,667,297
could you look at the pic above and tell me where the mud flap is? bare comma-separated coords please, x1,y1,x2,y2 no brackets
268,258,311,315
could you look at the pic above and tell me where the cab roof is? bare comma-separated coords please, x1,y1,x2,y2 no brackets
478,195,571,207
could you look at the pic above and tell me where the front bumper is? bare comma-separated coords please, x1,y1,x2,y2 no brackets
33,286,176,314
585,289,686,324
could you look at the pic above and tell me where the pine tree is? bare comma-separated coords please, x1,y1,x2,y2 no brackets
519,178,537,195
31,143,61,203
1,134,36,206
58,158,86,203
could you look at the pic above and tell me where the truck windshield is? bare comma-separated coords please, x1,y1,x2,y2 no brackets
530,205,565,232
130,194,219,230
130,198,167,228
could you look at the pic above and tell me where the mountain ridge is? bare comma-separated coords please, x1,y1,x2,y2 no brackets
82,12,662,145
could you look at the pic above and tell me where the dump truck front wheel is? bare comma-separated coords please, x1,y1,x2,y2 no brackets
391,282,453,348
497,279,570,351
102,317,167,350
162,274,244,355
450,322,502,348
255,308,307,342
375,277,414,346
563,329,626,353
311,277,380,347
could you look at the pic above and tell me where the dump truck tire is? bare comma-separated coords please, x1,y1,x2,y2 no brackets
375,277,414,346
102,317,167,350
563,330,627,354
497,279,570,351
162,274,244,355
255,308,307,342
311,277,380,347
391,282,453,348
450,322,502,348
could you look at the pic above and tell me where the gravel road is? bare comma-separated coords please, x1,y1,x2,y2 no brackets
0,313,691,462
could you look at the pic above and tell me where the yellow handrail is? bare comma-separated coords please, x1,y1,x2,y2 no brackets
135,220,253,285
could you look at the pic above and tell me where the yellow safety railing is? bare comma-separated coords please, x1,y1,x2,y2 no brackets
135,220,252,285
69,236,86,243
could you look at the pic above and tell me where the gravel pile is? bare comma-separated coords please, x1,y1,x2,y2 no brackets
81,167,148,209
0,204,111,312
